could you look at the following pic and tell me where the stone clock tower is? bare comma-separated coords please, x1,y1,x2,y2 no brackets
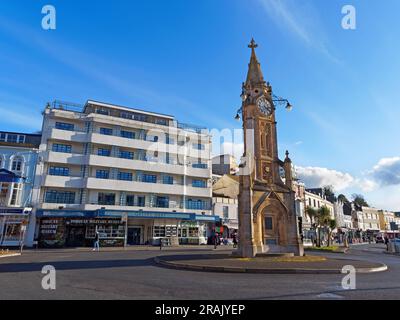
237,39,304,257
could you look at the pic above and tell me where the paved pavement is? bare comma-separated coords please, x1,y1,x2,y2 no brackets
0,243,399,300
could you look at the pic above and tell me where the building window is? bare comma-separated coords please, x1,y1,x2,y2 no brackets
9,183,22,206
0,156,3,168
192,163,207,169
192,180,206,188
165,134,174,145
193,143,205,150
120,130,135,139
98,193,115,205
153,226,166,237
55,122,75,131
52,144,72,153
45,191,75,204
137,196,145,207
7,134,18,143
156,196,169,208
96,170,109,179
119,150,134,160
126,195,135,206
11,157,23,172
142,174,157,183
133,113,147,122
186,199,208,210
118,172,133,181
223,206,229,218
97,148,111,157
17,135,25,143
163,175,173,185
155,118,167,126
49,166,70,176
120,112,133,119
0,133,5,142
96,108,109,115
265,217,273,230
100,127,113,135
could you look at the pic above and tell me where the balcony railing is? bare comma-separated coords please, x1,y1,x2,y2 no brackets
50,100,84,113
177,122,207,134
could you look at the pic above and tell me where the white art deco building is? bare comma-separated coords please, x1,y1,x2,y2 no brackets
32,100,216,247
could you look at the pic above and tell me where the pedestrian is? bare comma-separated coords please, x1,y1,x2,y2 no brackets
384,236,389,251
214,233,219,249
232,233,238,248
93,230,100,252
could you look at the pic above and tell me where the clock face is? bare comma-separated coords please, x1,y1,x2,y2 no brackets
257,97,273,116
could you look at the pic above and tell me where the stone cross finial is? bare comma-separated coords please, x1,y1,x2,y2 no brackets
248,38,258,49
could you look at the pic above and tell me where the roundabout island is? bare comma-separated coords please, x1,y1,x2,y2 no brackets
154,250,388,274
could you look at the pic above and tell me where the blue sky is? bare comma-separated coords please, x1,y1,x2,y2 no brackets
1,0,400,210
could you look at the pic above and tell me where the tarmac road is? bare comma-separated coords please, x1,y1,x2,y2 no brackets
0,243,398,300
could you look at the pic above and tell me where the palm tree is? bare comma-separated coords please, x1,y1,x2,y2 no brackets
327,219,337,247
305,207,318,246
316,205,331,247
305,206,317,225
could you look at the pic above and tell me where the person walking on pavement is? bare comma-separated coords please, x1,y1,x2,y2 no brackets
232,232,238,248
384,236,389,251
214,232,218,249
93,230,100,252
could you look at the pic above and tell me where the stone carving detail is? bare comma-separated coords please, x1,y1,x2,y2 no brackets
265,124,272,157
262,161,272,183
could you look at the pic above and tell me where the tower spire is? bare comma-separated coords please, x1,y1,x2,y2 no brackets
245,38,265,88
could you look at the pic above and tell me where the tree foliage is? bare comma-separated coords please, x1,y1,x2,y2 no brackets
352,194,369,207
337,194,350,204
321,185,337,203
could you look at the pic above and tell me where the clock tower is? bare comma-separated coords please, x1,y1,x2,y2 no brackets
237,39,304,257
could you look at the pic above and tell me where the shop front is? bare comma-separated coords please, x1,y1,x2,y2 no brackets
36,209,220,248
0,207,30,247
99,210,218,246
37,210,125,248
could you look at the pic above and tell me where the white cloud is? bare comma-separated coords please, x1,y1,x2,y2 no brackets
370,157,400,186
295,156,400,195
295,166,355,191
355,178,377,193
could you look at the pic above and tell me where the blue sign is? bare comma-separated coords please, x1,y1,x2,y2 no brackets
0,208,26,214
36,209,220,222
36,209,97,218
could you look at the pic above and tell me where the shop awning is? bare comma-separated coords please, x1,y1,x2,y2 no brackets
37,209,220,222
0,169,24,183
36,209,98,218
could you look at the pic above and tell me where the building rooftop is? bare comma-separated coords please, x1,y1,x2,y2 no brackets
49,99,207,134
0,131,41,148
85,100,175,120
